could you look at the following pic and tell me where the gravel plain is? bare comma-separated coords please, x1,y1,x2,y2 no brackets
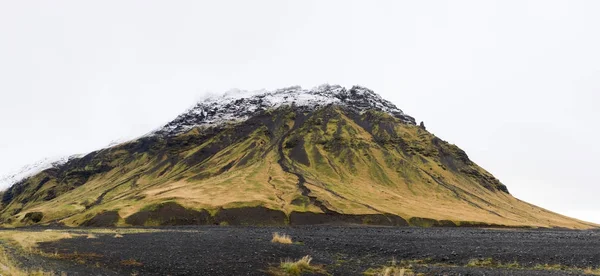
13,226,598,275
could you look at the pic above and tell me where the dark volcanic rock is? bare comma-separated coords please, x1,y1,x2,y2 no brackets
81,211,121,227
21,211,44,223
409,217,457,227
213,207,287,226
125,202,212,226
289,211,409,226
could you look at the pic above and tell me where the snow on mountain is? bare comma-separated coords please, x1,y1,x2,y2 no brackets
0,85,414,189
0,138,135,190
0,156,77,190
155,84,416,135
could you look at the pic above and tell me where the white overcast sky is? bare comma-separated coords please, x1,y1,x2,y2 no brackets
1,1,599,223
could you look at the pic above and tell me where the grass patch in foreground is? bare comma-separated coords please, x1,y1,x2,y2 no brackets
466,257,600,275
366,267,415,276
271,232,293,244
268,255,328,276
0,230,78,251
0,245,56,276
0,228,163,252
364,259,427,276
467,257,567,271
365,257,600,275
584,267,600,275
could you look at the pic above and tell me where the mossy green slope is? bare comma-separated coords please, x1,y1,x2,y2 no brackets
0,106,595,229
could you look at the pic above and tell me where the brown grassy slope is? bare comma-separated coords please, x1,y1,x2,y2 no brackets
0,106,595,229
284,109,593,228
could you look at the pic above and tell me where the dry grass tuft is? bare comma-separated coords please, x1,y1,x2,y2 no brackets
364,259,417,276
66,228,164,234
271,232,293,244
380,267,413,276
268,255,327,276
121,259,143,267
466,258,495,267
584,267,600,275
280,256,313,275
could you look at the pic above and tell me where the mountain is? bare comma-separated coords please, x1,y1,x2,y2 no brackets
0,85,595,229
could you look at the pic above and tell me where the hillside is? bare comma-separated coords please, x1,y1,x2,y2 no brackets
0,85,595,229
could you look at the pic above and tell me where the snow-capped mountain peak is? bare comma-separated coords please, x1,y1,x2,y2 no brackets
155,85,415,135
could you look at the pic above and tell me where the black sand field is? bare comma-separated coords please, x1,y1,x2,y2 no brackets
8,226,600,275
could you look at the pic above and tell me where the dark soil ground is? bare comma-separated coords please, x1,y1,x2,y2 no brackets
11,226,600,275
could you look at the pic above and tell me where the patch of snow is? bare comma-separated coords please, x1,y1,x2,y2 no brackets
153,84,415,136
1,85,415,189
104,138,130,148
0,155,80,190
